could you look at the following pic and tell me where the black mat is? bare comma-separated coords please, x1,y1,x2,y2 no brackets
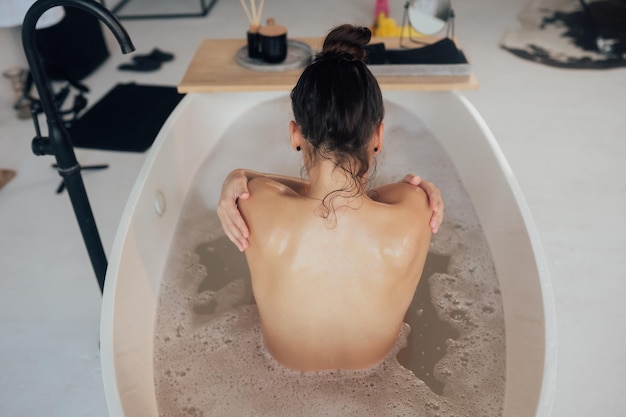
500,0,626,69
68,83,184,152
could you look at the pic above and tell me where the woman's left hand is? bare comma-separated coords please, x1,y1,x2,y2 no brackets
217,169,251,251
401,174,444,233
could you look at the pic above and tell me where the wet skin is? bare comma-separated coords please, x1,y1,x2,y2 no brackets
237,123,433,371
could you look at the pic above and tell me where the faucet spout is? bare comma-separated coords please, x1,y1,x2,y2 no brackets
21,0,136,294
22,0,134,123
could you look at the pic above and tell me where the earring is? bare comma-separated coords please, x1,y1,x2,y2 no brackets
374,147,379,153
296,146,301,151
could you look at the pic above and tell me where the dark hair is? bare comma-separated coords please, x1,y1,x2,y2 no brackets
290,24,384,218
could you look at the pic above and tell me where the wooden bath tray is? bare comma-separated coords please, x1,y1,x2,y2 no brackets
178,37,478,93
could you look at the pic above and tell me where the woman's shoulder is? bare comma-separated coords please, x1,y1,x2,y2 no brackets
238,176,303,251
369,182,429,209
238,176,301,219
368,182,432,234
247,176,301,198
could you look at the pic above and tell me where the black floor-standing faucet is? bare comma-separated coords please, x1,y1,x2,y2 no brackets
22,0,135,293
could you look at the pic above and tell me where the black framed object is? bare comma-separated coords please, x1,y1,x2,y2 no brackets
101,0,219,20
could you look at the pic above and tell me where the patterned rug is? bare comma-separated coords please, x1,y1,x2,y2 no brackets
500,0,626,69
0,169,16,191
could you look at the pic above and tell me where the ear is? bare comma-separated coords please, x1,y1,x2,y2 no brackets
289,121,303,151
372,122,384,153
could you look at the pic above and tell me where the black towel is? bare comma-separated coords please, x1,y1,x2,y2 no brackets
68,83,184,153
366,38,468,65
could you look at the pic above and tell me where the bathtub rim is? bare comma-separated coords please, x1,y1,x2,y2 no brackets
100,90,557,417
100,95,194,417
455,91,557,417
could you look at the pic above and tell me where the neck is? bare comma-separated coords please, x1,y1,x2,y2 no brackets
305,158,367,202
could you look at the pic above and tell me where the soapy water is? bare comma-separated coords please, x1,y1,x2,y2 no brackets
153,97,505,416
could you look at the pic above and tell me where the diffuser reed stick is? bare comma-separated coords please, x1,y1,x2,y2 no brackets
240,0,265,27
250,0,257,24
239,0,253,25
257,0,265,24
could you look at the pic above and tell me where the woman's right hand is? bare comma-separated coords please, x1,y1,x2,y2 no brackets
217,169,251,252
400,174,444,234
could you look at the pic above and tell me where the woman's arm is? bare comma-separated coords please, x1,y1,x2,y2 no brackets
217,169,307,251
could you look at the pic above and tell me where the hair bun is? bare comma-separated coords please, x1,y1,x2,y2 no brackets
319,24,372,62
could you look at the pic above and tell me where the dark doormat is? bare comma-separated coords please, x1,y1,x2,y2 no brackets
500,0,626,69
68,82,185,152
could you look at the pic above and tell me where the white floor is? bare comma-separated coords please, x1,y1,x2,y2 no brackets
0,0,624,416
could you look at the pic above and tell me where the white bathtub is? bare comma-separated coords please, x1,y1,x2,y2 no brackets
100,90,557,417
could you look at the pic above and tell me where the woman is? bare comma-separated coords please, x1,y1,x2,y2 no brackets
217,24,443,371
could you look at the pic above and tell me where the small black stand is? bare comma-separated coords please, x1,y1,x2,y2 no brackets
102,0,219,20
400,2,455,49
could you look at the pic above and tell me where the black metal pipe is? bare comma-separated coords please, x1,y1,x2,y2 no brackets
22,0,135,293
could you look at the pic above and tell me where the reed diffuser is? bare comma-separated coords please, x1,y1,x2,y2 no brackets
241,0,266,58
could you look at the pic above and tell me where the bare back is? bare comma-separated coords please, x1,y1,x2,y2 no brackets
238,177,432,371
